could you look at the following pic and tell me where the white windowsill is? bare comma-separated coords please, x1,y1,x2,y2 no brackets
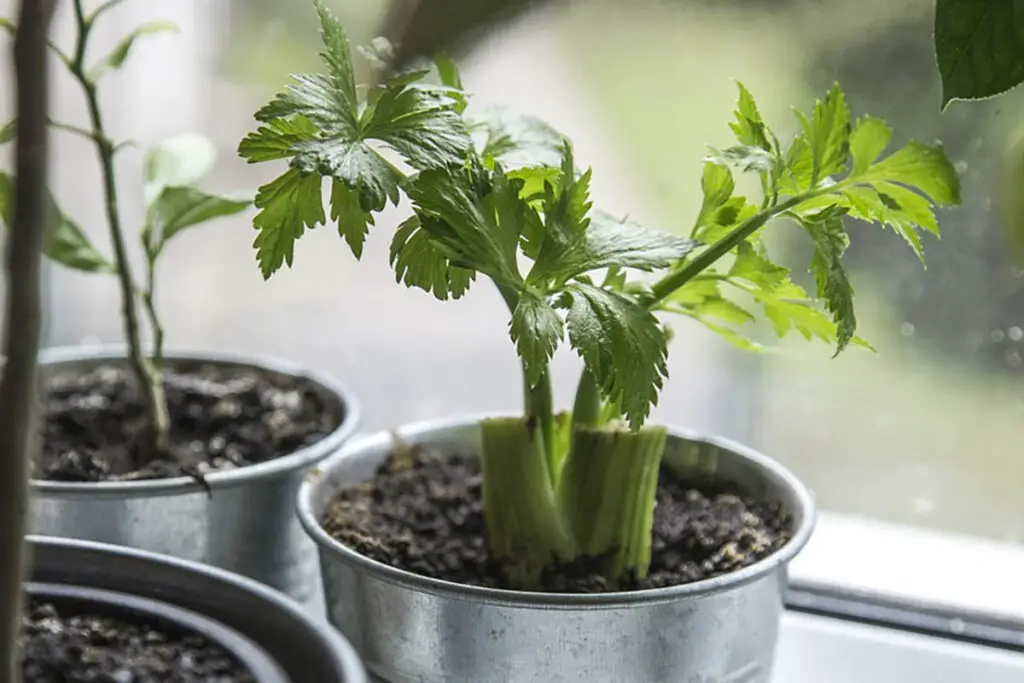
790,511,1024,622
774,611,1024,683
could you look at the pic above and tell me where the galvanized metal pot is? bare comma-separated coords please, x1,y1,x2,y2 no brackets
31,345,360,609
29,535,369,683
298,415,816,683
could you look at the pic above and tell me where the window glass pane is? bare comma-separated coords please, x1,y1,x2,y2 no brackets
4,0,1015,544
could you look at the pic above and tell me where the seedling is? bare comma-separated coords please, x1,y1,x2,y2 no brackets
242,0,961,589
0,0,251,466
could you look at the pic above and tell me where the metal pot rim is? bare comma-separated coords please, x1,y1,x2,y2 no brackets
298,413,816,609
28,534,368,683
32,344,361,498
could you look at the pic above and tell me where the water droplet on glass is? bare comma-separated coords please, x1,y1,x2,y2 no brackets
954,160,969,174
949,618,966,635
981,197,992,212
1010,327,1023,342
900,322,915,337
991,328,1006,343
1008,350,1021,368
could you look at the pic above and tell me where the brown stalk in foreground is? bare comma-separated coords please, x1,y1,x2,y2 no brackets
0,1,60,681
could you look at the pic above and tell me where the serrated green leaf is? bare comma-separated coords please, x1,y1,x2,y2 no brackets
706,145,774,174
0,172,115,273
434,53,467,114
565,283,668,430
408,167,523,286
144,133,217,205
237,117,318,163
694,297,756,325
679,310,770,353
510,288,564,387
508,165,561,204
0,119,15,145
694,161,735,234
251,169,325,279
729,82,772,151
798,82,851,187
728,240,790,290
836,184,932,265
934,0,1024,108
389,214,475,300
575,212,697,275
693,196,758,243
801,209,856,354
329,180,373,258
147,186,251,251
89,21,179,81
780,134,813,195
849,116,892,175
758,288,838,343
857,140,961,206
471,105,565,171
240,0,471,277
530,146,694,283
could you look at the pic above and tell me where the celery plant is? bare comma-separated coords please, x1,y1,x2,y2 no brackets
242,0,962,589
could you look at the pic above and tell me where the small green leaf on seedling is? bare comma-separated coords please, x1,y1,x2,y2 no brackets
0,172,115,273
89,21,179,81
144,133,217,204
146,187,251,254
0,120,15,145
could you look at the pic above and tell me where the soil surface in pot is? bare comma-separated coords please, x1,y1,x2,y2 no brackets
323,443,794,593
37,363,344,482
20,600,255,682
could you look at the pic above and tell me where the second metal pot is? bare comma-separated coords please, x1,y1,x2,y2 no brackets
31,345,361,609
298,415,815,683
29,535,368,683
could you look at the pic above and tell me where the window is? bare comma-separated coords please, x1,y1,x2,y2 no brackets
6,0,1023,676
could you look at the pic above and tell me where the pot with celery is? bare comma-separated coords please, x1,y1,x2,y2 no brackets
0,0,360,608
241,3,961,680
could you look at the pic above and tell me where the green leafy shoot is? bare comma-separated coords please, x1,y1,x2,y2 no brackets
657,81,961,356
403,143,693,428
238,0,472,278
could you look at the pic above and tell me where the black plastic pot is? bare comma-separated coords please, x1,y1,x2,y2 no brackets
27,535,368,683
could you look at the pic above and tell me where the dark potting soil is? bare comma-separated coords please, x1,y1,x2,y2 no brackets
20,600,255,682
322,444,794,593
37,363,343,482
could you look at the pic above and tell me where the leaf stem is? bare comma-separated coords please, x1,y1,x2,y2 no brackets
69,0,169,461
570,368,601,431
497,283,558,481
647,194,807,305
142,254,164,369
0,2,58,679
